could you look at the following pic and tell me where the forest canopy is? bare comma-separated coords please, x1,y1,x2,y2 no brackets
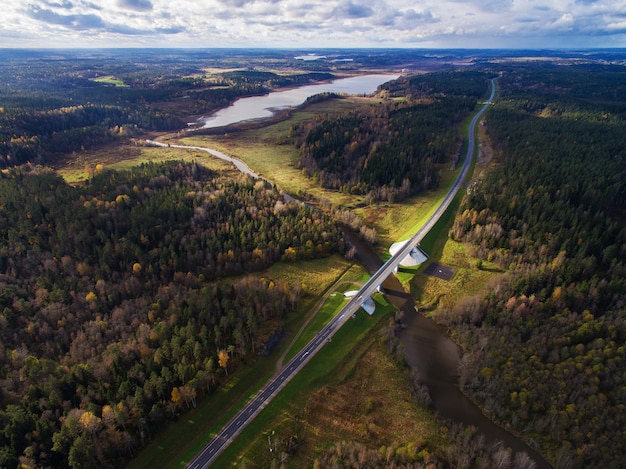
294,71,490,202
0,161,342,468
444,64,626,468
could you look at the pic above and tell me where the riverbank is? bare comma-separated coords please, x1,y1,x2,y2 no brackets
345,226,553,469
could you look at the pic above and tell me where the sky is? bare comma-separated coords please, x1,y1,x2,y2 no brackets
1,0,626,49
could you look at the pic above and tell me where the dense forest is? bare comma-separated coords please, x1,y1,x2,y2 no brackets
294,71,490,202
444,65,626,468
0,51,336,169
0,161,342,468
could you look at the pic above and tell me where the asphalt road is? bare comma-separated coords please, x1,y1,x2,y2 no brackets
186,78,497,469
144,140,261,179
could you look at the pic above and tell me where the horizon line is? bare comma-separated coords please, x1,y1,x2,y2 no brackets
1,46,626,51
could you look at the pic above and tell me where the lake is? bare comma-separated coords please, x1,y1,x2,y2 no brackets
193,74,399,129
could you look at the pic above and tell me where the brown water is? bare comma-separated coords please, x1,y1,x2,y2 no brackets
344,231,552,468
397,306,551,469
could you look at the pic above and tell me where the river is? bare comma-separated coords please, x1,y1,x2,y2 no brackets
398,313,552,468
192,74,399,129
342,232,552,469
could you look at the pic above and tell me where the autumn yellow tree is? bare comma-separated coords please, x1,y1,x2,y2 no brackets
78,410,101,435
171,387,181,407
218,349,230,376
101,405,115,427
85,291,97,302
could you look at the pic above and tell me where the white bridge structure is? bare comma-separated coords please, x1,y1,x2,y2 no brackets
389,240,429,267
344,290,377,315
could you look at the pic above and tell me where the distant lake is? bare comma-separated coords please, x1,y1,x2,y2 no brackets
193,74,399,129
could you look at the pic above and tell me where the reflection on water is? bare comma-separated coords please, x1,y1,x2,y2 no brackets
194,74,399,129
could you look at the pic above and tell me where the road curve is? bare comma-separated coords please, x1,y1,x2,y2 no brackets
186,78,497,469
144,140,262,180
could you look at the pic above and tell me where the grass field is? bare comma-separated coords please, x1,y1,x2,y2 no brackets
280,279,364,365
91,75,127,87
174,96,377,206
262,255,357,300
54,144,240,184
356,168,459,260
209,294,447,468
264,258,367,358
406,192,501,312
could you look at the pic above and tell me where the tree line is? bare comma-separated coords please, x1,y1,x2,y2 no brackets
443,64,626,468
0,161,342,468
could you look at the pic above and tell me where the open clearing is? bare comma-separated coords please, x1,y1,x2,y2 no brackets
168,96,378,206
424,262,456,281
53,143,240,184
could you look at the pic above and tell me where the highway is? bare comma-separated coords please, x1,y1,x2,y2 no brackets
186,78,497,469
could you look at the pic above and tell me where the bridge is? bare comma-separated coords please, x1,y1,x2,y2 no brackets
389,240,429,267
187,78,497,468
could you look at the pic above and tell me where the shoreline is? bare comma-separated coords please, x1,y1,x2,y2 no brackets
183,72,399,134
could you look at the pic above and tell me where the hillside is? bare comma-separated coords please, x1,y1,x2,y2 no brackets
0,161,342,468
294,71,490,202
443,64,626,468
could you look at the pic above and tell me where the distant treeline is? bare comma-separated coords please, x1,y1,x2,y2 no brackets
0,161,342,468
219,70,334,88
0,55,335,168
443,64,626,468
293,71,491,202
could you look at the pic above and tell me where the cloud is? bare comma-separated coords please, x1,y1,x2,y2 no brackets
4,0,626,48
221,0,253,6
108,24,152,35
603,21,626,34
516,16,540,24
27,5,105,30
42,1,74,9
370,7,436,31
117,0,153,12
550,13,576,31
156,26,185,34
332,1,374,19
219,0,281,7
106,23,181,35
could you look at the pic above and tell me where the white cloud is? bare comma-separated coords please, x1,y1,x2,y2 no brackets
1,0,626,47
550,12,575,30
